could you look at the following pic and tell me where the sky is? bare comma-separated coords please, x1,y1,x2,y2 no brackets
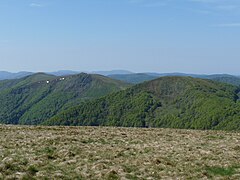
0,0,240,74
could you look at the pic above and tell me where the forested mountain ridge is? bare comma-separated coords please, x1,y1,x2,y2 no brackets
46,76,240,130
206,74,240,86
1,70,240,86
0,73,130,125
0,70,132,80
108,73,157,84
109,73,240,86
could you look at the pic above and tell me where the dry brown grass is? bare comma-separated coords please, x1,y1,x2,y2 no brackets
0,125,239,179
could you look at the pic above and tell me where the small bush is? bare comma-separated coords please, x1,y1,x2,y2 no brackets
28,165,38,175
206,166,237,176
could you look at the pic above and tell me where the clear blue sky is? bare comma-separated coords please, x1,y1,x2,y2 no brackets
0,0,240,74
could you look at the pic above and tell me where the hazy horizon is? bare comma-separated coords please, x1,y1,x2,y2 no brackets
0,68,239,76
1,0,240,74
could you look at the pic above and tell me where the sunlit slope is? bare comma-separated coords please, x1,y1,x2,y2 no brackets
48,76,240,130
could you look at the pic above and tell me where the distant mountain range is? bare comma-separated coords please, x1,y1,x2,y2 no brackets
91,70,133,76
109,73,240,86
0,71,33,80
0,70,133,80
0,70,80,80
1,70,240,87
47,70,80,76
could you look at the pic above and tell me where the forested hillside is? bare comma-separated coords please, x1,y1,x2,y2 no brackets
108,73,158,84
47,76,240,130
109,73,240,86
206,74,240,86
0,73,130,125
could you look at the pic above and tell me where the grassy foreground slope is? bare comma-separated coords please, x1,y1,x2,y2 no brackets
0,125,239,179
48,76,240,130
0,73,130,125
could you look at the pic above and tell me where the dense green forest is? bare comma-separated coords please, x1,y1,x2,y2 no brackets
46,76,240,130
206,75,240,86
0,73,130,125
0,73,240,131
108,73,158,84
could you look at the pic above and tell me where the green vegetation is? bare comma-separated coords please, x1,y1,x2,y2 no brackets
205,165,240,177
108,73,158,84
0,125,239,179
109,73,240,86
0,74,240,131
0,73,130,125
47,76,240,130
207,75,240,86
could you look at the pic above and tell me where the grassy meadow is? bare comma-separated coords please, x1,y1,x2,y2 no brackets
0,125,239,179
